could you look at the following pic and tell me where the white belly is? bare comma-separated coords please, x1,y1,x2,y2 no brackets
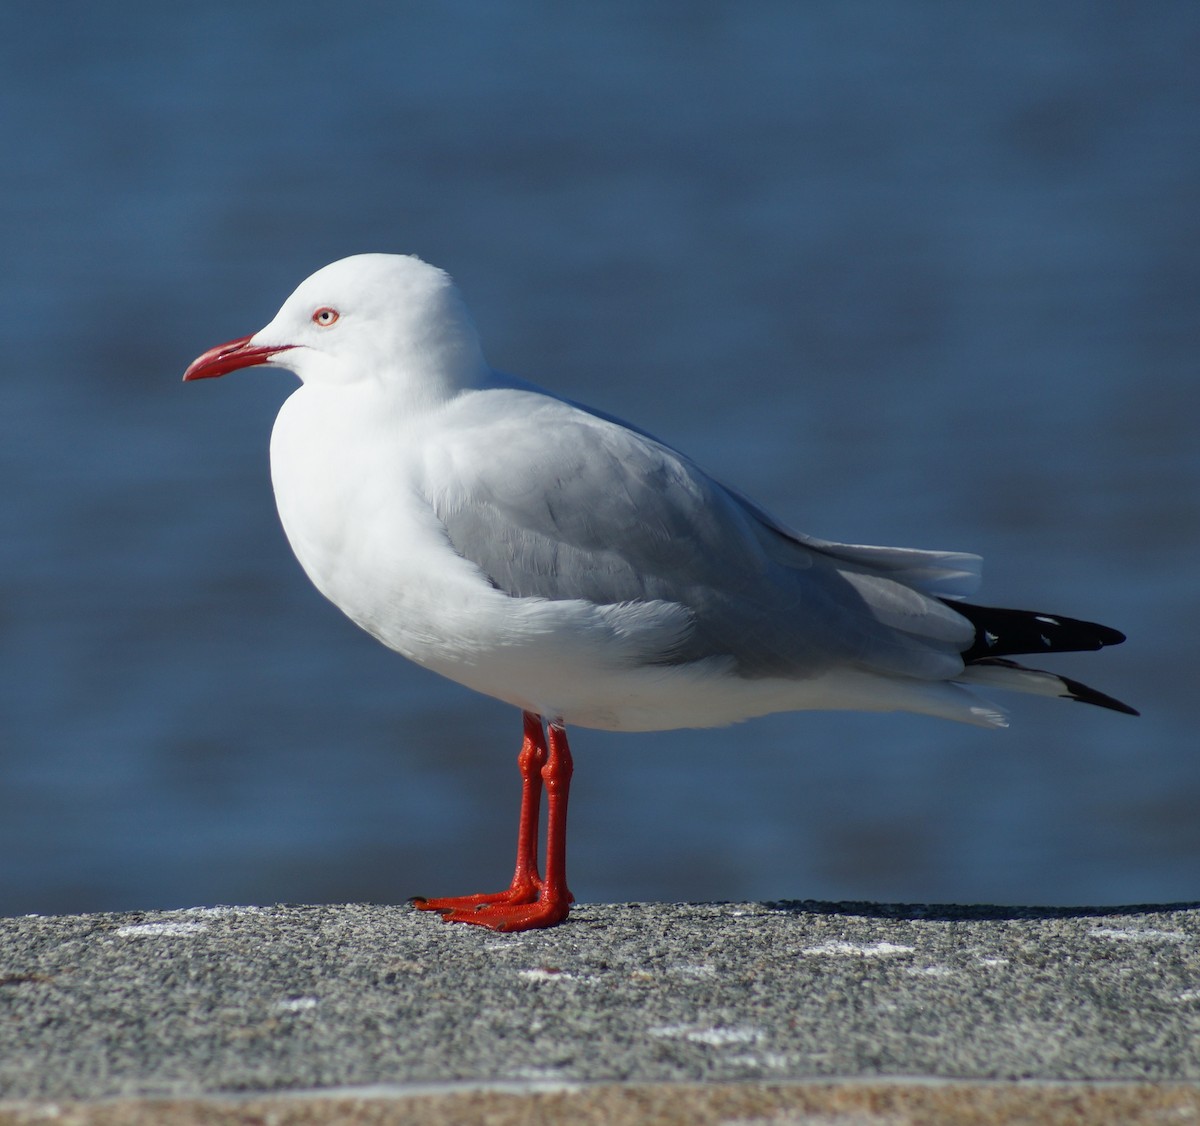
267,387,990,733
266,387,718,729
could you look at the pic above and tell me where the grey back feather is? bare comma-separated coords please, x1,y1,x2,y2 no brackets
425,387,973,682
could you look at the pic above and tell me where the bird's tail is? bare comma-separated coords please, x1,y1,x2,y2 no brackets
944,601,1138,716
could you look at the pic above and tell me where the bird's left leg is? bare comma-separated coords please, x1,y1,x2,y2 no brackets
411,710,547,915
439,720,575,931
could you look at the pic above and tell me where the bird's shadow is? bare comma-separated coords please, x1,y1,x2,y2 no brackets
760,899,1200,922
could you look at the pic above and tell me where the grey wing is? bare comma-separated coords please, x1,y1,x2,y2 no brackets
424,390,972,680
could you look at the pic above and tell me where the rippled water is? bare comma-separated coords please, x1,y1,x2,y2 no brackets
1,3,1197,916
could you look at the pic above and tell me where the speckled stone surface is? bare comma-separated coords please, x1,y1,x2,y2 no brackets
1,900,1197,1116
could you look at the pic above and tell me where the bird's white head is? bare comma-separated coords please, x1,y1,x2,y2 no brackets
183,254,489,402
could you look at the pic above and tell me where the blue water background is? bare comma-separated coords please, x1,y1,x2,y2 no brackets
1,3,1197,916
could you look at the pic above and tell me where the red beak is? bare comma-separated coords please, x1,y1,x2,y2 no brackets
182,335,295,381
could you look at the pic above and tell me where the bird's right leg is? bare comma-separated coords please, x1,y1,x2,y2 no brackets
411,710,546,913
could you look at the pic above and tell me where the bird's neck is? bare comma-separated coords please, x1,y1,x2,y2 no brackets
373,325,490,411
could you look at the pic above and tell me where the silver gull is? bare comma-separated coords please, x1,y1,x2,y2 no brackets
183,253,1135,931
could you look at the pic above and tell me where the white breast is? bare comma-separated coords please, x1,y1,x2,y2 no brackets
267,385,698,725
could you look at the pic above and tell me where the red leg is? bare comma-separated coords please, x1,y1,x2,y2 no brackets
412,711,547,915
412,715,575,932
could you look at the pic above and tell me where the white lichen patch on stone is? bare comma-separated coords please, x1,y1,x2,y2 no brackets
113,922,209,938
669,963,717,978
518,967,583,982
174,905,264,918
800,940,915,957
1088,927,1187,943
648,1023,765,1046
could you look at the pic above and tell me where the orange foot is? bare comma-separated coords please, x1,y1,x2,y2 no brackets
411,713,576,933
412,884,572,932
411,874,540,917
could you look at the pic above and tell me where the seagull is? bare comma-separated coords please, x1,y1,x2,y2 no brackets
183,253,1136,932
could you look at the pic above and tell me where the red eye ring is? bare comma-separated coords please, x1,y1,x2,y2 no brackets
312,307,339,327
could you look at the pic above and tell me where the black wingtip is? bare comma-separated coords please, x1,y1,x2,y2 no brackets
1060,673,1140,717
947,601,1129,662
1090,624,1127,648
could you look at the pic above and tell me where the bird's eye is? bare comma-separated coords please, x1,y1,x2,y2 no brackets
312,307,339,327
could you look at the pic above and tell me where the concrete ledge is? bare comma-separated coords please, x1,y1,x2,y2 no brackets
3,1081,1200,1126
2,901,1198,1117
